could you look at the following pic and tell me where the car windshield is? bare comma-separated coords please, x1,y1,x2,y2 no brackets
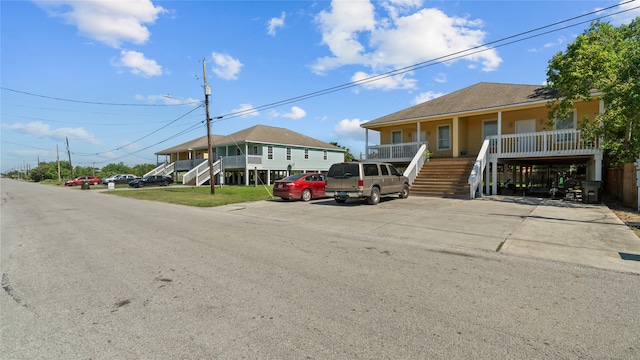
280,174,306,181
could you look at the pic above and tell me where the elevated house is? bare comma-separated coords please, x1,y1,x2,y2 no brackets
150,124,345,186
361,82,604,198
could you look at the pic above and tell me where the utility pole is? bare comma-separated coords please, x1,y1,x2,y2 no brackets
203,58,215,195
57,144,61,184
66,137,74,179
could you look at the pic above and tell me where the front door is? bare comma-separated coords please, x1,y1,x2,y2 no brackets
515,119,536,152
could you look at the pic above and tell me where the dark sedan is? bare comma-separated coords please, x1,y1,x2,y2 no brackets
273,173,326,201
128,175,173,188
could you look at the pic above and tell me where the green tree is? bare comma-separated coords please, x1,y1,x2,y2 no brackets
47,160,71,181
546,18,640,165
131,163,157,176
29,162,52,182
99,162,132,178
330,142,355,162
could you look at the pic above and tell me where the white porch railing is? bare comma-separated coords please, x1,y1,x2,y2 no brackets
182,158,222,186
221,155,263,168
365,142,427,162
182,159,222,186
468,139,490,199
144,162,175,177
489,129,598,158
403,143,427,185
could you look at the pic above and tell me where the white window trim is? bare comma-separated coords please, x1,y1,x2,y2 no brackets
437,125,451,151
286,147,292,161
267,146,273,160
304,148,309,160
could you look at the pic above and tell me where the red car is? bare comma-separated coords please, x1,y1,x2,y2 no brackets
273,173,326,201
65,176,101,186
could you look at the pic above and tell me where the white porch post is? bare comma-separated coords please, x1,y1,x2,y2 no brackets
244,143,249,186
594,152,603,181
267,169,271,186
365,129,369,161
490,112,502,195
417,122,421,142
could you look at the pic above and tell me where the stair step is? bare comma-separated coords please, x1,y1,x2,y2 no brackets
410,157,474,198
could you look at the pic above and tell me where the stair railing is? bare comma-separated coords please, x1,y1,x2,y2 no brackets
468,139,490,199
403,143,428,185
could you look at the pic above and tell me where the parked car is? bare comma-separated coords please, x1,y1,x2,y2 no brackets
65,176,101,186
128,175,173,188
273,173,326,201
325,162,409,205
102,174,139,185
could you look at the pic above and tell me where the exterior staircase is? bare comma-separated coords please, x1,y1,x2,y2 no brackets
410,157,475,197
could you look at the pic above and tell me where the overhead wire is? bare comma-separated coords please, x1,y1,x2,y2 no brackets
214,1,638,120
4,1,637,164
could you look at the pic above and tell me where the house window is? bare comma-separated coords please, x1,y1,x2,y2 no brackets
286,147,291,161
236,147,242,156
323,150,327,160
268,146,273,160
437,125,451,150
304,149,309,160
391,131,402,144
555,110,576,143
252,145,258,155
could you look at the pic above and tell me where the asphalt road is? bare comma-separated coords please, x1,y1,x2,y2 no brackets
2,179,639,359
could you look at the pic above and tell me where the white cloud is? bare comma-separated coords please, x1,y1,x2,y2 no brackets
211,52,243,80
36,0,166,48
334,118,366,141
433,73,447,83
1,122,100,145
267,12,286,36
412,91,444,105
611,1,640,25
312,1,502,88
352,71,417,91
113,50,163,77
282,106,307,120
231,104,259,117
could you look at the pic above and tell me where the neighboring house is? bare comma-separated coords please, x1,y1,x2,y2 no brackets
152,124,345,186
361,82,604,197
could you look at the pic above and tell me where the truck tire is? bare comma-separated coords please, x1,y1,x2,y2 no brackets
400,183,410,198
367,187,380,205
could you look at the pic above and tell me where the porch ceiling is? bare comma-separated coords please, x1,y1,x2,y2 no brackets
500,155,593,166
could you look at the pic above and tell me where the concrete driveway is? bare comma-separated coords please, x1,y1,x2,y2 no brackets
221,194,640,274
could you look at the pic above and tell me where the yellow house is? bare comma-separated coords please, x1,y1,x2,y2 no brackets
361,82,604,198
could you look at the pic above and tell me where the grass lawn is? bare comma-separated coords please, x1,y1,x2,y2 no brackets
103,185,276,207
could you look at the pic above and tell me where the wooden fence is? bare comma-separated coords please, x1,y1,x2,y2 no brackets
606,162,638,208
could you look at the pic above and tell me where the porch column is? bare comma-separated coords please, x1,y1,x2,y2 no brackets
267,170,271,186
594,151,603,181
365,129,369,160
417,122,421,142
452,117,459,157
492,112,502,196
485,163,490,196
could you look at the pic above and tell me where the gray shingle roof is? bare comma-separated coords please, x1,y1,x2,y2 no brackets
363,82,557,127
156,124,343,155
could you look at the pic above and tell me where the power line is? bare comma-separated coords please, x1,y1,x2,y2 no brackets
215,1,638,121
0,87,202,107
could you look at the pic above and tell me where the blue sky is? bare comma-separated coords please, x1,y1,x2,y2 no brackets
2,0,639,174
